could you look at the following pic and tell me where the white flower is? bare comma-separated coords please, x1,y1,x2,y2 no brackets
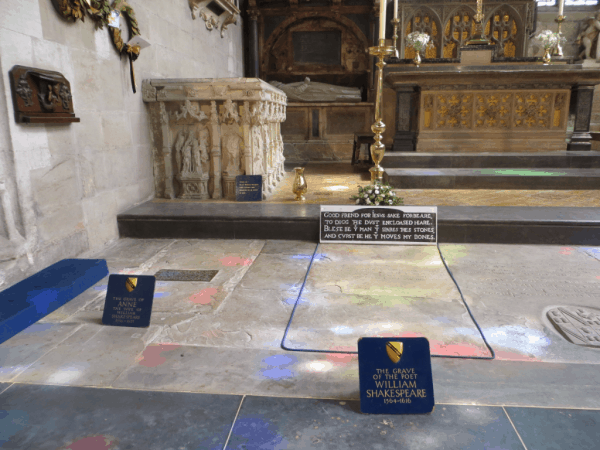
356,199,361,204
374,190,380,195
375,201,380,205
366,199,372,204
368,190,373,194
388,199,393,204
390,192,395,196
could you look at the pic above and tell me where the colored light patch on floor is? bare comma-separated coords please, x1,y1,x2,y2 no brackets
479,169,567,176
189,287,219,305
219,256,253,266
284,244,490,356
65,435,116,450
259,355,297,380
137,343,181,367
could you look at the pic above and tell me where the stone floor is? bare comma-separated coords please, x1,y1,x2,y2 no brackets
1,239,600,448
183,162,600,207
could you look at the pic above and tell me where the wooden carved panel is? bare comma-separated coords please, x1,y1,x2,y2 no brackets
8,65,79,124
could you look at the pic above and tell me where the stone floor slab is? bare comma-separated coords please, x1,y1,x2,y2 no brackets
286,243,488,355
0,383,241,450
12,324,161,386
239,253,312,291
505,406,600,450
226,396,525,450
112,345,361,400
0,323,82,381
438,244,600,363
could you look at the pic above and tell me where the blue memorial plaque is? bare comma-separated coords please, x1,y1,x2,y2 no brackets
358,337,435,414
102,274,155,328
236,175,262,202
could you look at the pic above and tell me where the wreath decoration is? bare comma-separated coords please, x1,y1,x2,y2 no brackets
51,0,142,61
108,0,141,61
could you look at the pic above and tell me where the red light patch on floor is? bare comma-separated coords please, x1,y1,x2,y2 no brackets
66,435,115,450
137,343,181,367
189,287,219,304
219,256,253,266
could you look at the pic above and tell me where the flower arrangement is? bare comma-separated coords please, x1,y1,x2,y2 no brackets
350,184,404,206
406,32,431,53
535,30,566,50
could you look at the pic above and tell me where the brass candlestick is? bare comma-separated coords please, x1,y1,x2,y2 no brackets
368,39,395,185
467,0,490,45
391,18,400,59
553,15,566,57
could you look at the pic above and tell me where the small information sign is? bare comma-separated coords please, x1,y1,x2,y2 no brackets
358,337,435,414
320,206,437,245
236,175,262,202
102,274,155,328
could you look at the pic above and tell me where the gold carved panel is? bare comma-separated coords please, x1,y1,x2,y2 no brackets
401,1,533,59
421,89,570,132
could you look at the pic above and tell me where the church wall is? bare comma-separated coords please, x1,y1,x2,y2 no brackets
0,0,244,289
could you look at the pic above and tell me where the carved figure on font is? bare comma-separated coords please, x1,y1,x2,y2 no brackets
269,77,361,103
174,131,186,175
181,132,193,173
224,134,243,176
577,12,600,61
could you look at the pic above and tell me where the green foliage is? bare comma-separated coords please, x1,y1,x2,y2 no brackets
350,183,404,206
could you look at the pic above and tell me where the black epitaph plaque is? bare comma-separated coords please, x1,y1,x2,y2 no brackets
102,274,155,328
320,206,437,244
292,31,342,65
236,175,262,202
359,337,435,414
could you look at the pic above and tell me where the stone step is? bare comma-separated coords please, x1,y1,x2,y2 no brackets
383,151,600,169
386,168,600,189
117,201,600,245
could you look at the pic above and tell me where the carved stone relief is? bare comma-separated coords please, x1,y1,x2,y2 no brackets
188,0,240,38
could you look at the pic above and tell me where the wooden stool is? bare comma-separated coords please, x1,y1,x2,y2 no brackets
352,133,375,166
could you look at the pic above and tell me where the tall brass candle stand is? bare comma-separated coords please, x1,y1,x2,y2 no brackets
368,39,395,184
553,15,566,57
391,18,401,59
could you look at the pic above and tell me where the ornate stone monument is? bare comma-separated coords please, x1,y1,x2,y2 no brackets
142,78,287,200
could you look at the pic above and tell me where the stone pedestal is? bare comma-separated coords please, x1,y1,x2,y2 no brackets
143,78,287,200
568,85,595,151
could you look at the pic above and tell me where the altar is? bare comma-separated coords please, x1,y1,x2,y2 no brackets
384,60,600,152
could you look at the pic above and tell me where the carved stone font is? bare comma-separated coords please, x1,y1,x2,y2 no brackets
143,79,287,200
269,78,361,103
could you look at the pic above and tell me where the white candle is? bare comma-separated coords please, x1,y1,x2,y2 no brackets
393,0,398,20
558,0,564,16
379,0,387,40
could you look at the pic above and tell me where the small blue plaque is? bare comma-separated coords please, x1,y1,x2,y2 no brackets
358,337,435,414
236,175,262,202
102,274,155,328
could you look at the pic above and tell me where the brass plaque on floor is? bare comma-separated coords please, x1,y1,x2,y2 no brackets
154,270,218,282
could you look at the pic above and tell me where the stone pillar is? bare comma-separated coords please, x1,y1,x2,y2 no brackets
568,84,595,151
210,101,222,198
248,11,260,78
242,101,252,175
392,86,419,152
159,103,176,198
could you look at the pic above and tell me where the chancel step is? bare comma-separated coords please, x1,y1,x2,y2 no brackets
386,168,600,189
383,152,600,169
117,202,600,245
